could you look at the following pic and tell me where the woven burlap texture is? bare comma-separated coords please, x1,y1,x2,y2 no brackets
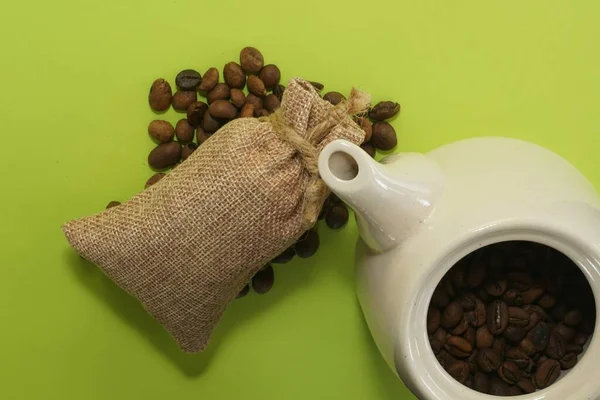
62,78,368,353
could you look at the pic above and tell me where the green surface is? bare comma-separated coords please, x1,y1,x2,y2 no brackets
1,1,599,399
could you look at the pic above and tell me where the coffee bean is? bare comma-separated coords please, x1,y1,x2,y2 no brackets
196,127,211,144
272,246,295,264
506,347,531,369
256,108,269,118
237,283,250,298
230,89,246,108
463,326,476,348
198,67,219,93
487,300,509,335
223,62,246,89
355,116,372,142
106,201,121,209
504,326,527,343
431,286,450,309
145,173,165,189
498,360,521,385
564,309,583,327
273,84,285,101
449,264,468,290
466,299,487,328
476,325,494,349
554,322,576,342
566,343,583,355
308,81,324,91
361,142,376,158
518,338,537,356
436,350,456,369
545,330,566,359
538,293,557,309
503,289,524,306
209,100,238,120
517,377,535,394
207,83,231,104
522,284,545,304
252,265,274,295
371,122,397,151
175,119,195,143
247,75,267,96
445,336,472,358
476,348,502,372
148,142,182,170
186,101,208,128
325,204,349,229
534,359,560,389
369,101,401,121
489,377,510,396
239,104,255,118
175,69,201,91
507,272,533,291
559,352,578,369
148,120,175,143
450,316,469,335
444,279,456,297
181,143,197,161
258,64,280,89
472,372,490,394
508,386,523,396
202,111,221,134
508,306,530,328
427,308,440,333
295,229,319,258
466,349,480,374
442,302,464,329
433,328,448,348
573,332,589,346
149,78,173,112
245,93,264,110
491,337,506,357
446,361,469,384
552,304,568,321
485,279,508,297
467,260,487,288
477,287,491,303
240,47,264,75
264,94,280,113
323,91,345,106
459,293,478,311
172,90,197,112
527,322,550,352
579,316,596,335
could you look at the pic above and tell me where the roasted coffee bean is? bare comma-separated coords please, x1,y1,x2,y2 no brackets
506,347,531,369
264,94,280,113
524,304,548,322
445,336,472,358
145,173,165,189
198,67,219,93
467,299,487,328
503,289,524,306
450,316,469,335
446,361,469,384
172,90,197,111
487,300,509,335
209,100,238,120
239,104,255,118
240,47,264,75
463,327,476,348
230,89,246,108
559,352,578,369
517,377,535,394
148,120,175,143
564,309,583,327
323,91,345,105
175,119,195,143
518,338,537,356
507,272,533,291
508,386,523,396
252,265,274,294
427,308,440,333
181,143,197,161
237,284,250,298
308,81,324,91
466,260,486,288
273,84,285,101
149,78,173,111
186,101,208,128
459,293,478,311
207,83,231,104
325,204,349,229
175,69,201,91
442,302,464,329
504,326,527,343
554,322,576,342
223,62,246,89
477,287,491,303
476,325,494,349
258,64,280,89
106,201,121,209
369,101,401,121
295,229,320,258
508,306,530,327
431,328,448,351
436,350,456,369
491,337,506,357
247,75,267,96
538,293,557,309
472,372,491,394
148,142,182,170
272,246,295,264
196,127,211,144
202,111,221,134
522,284,545,304
475,348,502,372
534,359,560,389
485,279,508,297
489,377,510,396
431,286,450,309
527,322,550,352
551,304,568,321
245,93,263,110
450,264,468,290
355,116,373,142
573,332,589,346
361,142,376,158
466,349,480,374
566,343,583,355
255,108,269,118
545,331,566,359
371,122,397,151
498,361,521,385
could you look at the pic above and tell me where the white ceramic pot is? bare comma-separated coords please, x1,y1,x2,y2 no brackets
318,137,600,400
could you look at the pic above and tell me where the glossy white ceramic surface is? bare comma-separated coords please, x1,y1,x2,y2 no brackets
318,137,600,400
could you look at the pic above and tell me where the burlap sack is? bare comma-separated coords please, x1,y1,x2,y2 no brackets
62,78,369,352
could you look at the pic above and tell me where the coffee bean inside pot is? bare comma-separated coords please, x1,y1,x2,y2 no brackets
429,241,596,396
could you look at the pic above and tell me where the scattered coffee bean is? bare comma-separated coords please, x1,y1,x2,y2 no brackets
175,69,201,91
230,89,246,108
369,101,400,121
202,111,221,134
308,81,324,91
252,265,274,295
256,109,269,118
240,47,264,75
145,173,165,189
207,83,231,104
186,101,208,128
148,120,175,143
264,94,280,113
295,229,320,258
323,91,345,105
273,84,285,101
223,62,246,89
247,75,267,96
445,336,472,358
209,100,238,120
239,104,255,118
237,284,250,298
106,201,121,209
534,359,561,389
272,246,295,264
258,64,280,89
148,142,182,170
325,204,349,229
196,127,211,144
171,90,198,111
148,78,173,111
245,93,263,110
361,142,376,158
355,116,372,142
175,119,195,143
371,122,397,151
198,67,219,93
508,306,530,328
181,143,197,161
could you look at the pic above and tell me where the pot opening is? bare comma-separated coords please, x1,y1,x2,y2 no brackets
427,240,596,397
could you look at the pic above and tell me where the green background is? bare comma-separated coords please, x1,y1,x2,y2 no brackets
1,1,599,399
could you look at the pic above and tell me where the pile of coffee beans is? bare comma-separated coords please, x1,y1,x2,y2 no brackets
428,241,595,396
108,47,401,297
